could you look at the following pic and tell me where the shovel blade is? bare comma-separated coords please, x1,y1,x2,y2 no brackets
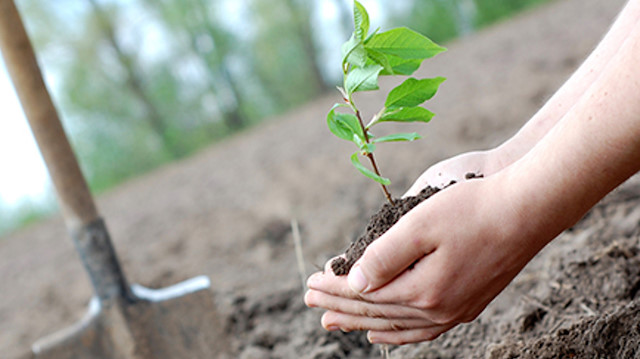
32,276,229,359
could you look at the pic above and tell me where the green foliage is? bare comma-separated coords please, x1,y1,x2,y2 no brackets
372,132,422,143
388,0,554,44
327,104,364,142
365,27,446,61
345,65,384,94
328,1,445,194
353,0,370,41
473,0,552,29
350,152,390,185
0,198,55,237
3,0,556,233
378,106,435,124
385,77,446,109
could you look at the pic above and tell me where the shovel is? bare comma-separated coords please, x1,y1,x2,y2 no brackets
0,1,229,357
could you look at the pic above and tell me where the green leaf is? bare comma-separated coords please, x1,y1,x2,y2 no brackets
364,27,380,44
353,134,376,153
366,53,425,76
366,27,446,60
365,48,393,74
353,1,370,41
342,34,367,68
350,152,391,185
327,104,364,141
379,106,435,123
380,55,423,76
385,77,446,109
372,132,422,143
345,65,383,94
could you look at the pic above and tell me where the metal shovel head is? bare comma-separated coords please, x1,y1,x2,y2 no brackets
31,277,230,359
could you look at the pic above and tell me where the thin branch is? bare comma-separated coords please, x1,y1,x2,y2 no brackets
354,109,394,205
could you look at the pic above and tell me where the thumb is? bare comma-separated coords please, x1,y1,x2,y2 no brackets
347,209,434,294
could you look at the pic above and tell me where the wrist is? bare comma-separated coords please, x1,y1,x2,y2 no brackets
492,162,570,255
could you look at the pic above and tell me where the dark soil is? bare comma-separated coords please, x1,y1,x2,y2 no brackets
332,173,481,276
228,178,640,359
0,1,633,358
331,185,443,275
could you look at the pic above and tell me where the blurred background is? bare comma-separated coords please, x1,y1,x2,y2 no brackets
0,0,551,236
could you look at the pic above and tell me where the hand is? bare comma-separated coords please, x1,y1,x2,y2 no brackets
305,173,548,344
403,149,508,196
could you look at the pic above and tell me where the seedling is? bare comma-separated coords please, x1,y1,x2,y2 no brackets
327,0,446,205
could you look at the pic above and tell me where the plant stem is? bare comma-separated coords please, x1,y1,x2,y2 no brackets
354,108,395,206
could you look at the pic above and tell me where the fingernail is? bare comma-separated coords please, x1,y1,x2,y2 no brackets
348,265,369,293
326,325,340,332
367,332,379,344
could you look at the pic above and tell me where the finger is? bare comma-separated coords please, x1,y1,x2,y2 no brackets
307,271,362,300
351,248,443,305
404,173,431,197
321,311,432,332
347,205,436,294
367,324,456,345
305,289,433,321
324,255,344,273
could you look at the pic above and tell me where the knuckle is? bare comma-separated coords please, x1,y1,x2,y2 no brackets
361,306,384,319
413,292,442,311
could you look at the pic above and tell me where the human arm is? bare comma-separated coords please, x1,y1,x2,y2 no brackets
406,0,640,194
305,10,640,344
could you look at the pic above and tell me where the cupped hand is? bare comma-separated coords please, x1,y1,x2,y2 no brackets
403,149,507,196
305,173,549,345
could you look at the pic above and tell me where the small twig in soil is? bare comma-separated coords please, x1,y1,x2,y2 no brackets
379,344,391,358
579,302,596,316
291,218,307,292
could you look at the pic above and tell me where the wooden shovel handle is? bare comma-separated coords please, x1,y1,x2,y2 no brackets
0,0,98,229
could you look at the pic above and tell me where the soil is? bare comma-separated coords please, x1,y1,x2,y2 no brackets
332,174,480,276
0,0,636,358
331,185,443,275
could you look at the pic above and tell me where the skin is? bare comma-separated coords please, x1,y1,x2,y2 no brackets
305,0,640,345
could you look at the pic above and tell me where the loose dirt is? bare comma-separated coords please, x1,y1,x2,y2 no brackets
331,185,443,275
0,0,635,358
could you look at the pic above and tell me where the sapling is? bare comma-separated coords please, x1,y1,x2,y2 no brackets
328,1,452,277
327,0,446,205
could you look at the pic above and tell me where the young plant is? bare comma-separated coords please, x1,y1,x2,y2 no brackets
327,0,446,205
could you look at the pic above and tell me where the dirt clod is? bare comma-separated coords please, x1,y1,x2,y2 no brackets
331,185,442,275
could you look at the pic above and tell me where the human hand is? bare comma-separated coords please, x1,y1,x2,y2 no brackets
404,149,506,196
305,173,549,344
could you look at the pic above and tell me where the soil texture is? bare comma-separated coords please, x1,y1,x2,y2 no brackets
331,185,442,275
0,0,635,358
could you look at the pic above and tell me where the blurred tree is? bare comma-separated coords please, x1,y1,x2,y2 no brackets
141,0,248,131
248,0,328,112
332,0,353,39
388,0,460,43
473,0,551,28
282,0,328,92
86,0,186,158
5,0,553,224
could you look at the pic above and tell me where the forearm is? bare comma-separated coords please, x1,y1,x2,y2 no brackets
507,19,640,247
494,0,640,167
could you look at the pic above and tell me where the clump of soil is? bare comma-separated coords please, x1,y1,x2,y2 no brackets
225,179,640,358
331,173,481,275
331,185,442,275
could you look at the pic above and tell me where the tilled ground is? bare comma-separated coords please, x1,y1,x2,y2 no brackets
0,0,634,357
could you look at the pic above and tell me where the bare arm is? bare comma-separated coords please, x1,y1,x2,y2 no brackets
306,4,640,345
407,0,640,193
494,0,640,168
